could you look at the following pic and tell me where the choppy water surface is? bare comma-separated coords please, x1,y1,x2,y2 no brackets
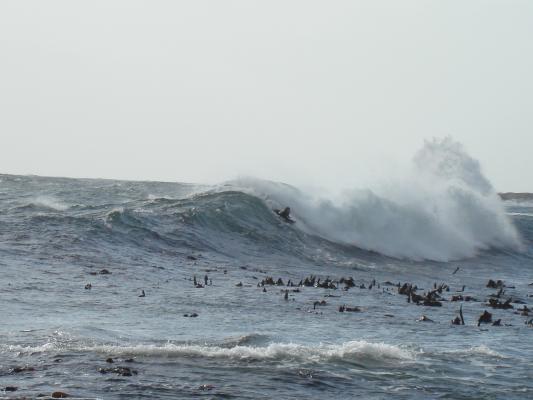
0,170,532,399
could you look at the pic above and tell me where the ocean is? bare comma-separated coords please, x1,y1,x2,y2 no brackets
1,141,532,399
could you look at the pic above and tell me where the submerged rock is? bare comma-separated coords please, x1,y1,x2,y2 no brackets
478,310,493,326
98,366,138,377
11,366,35,373
487,279,504,289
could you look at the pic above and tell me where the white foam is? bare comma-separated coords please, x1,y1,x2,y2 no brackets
507,212,533,218
445,345,506,359
3,340,413,364
230,138,522,261
32,196,69,211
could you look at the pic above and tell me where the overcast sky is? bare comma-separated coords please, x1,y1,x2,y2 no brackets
1,1,532,191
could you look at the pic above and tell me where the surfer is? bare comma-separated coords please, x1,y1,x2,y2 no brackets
275,206,295,223
279,207,290,219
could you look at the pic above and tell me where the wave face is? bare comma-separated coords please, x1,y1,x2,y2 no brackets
0,138,525,265
228,138,522,261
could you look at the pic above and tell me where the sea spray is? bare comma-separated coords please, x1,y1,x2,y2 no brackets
229,138,522,261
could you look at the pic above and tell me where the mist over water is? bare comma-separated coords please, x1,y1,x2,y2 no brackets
229,138,521,261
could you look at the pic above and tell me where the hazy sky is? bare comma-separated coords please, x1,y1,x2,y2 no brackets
1,1,532,191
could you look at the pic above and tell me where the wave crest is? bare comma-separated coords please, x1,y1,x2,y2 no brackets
4,340,413,365
230,138,522,261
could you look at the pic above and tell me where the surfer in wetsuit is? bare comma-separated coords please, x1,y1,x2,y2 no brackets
278,207,291,220
274,206,294,223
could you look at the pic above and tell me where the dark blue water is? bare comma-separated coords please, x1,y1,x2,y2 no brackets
1,173,532,399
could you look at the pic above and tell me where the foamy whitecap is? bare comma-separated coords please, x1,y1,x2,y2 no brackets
3,340,413,364
32,196,69,211
442,345,506,359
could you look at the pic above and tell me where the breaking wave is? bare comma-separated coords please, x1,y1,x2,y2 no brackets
1,138,524,263
3,340,414,364
227,138,522,261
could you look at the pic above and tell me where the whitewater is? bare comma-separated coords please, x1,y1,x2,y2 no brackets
1,138,532,399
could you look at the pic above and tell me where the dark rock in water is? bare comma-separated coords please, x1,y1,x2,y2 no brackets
492,319,502,326
298,369,314,378
187,255,197,261
99,269,111,275
341,277,356,288
12,366,35,373
262,276,275,285
5,386,18,392
517,305,530,316
125,358,135,363
451,295,477,302
339,305,361,312
423,299,442,307
106,357,114,363
487,298,513,309
52,391,70,398
452,316,462,325
313,300,327,310
452,305,466,325
478,310,493,326
98,366,138,377
235,282,243,287
486,279,504,289
398,283,411,295
316,278,336,289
